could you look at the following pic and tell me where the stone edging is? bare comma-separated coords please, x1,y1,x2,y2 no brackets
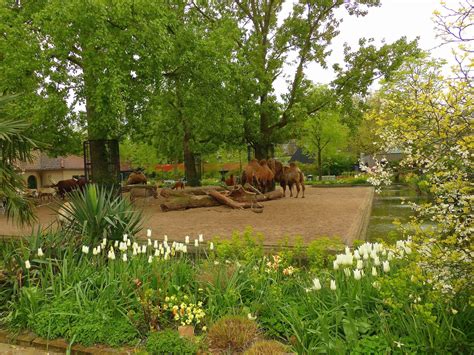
0,329,135,354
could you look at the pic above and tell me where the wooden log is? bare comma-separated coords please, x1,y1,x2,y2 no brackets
207,189,244,209
160,196,220,211
232,189,283,203
160,186,227,198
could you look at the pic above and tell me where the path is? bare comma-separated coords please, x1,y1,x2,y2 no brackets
0,186,374,246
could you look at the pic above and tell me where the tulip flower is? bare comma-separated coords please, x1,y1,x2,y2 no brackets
114,240,119,247
25,260,31,269
141,245,147,254
354,250,361,259
383,261,390,272
123,234,128,242
353,269,362,280
147,229,152,237
153,240,158,249
357,260,364,270
333,260,339,270
122,253,128,262
164,235,168,242
372,267,377,276
312,278,322,290
154,249,159,257
199,234,204,243
209,242,214,251
183,245,188,253
148,256,153,264
185,236,190,244
330,280,336,290
194,239,199,247
126,239,131,247
82,245,89,254
92,247,98,255
102,238,107,247
37,248,44,257
147,238,152,246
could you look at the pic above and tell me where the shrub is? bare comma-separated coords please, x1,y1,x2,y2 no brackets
207,315,258,353
306,237,345,270
352,335,390,354
146,330,198,354
57,184,142,244
244,340,289,354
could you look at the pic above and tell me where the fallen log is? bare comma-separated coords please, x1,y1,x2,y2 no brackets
160,186,227,198
232,188,283,203
207,189,244,209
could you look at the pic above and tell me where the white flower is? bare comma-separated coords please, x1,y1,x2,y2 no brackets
148,238,152,246
126,239,131,246
383,261,390,272
119,242,127,252
387,251,394,261
394,340,404,348
141,245,147,254
154,249,159,257
214,260,220,265
199,234,204,242
97,245,101,254
185,236,190,244
344,268,351,277
37,248,44,257
148,256,153,264
164,235,168,242
122,253,128,262
108,250,116,260
357,260,364,270
451,308,458,315
209,242,214,251
147,229,152,237
132,242,139,250
102,238,107,247
25,260,31,269
372,267,377,276
374,257,381,266
194,239,199,247
333,260,339,270
114,240,119,247
183,245,188,253
153,240,158,249
123,234,128,242
330,280,336,290
132,248,138,256
82,245,89,254
247,313,257,320
92,247,98,255
312,278,322,290
353,269,362,280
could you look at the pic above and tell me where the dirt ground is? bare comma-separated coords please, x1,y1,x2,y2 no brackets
0,186,374,246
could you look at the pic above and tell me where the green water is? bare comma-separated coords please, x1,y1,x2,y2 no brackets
366,185,431,242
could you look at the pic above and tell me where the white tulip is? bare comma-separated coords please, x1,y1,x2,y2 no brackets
147,238,152,246
132,248,138,256
194,239,199,247
153,240,158,249
82,245,89,254
330,280,336,291
132,242,139,250
199,234,204,242
354,250,361,260
312,278,322,290
185,236,190,244
147,229,152,237
148,256,153,264
374,257,381,266
123,234,128,242
154,249,160,257
122,253,128,262
25,260,31,269
141,245,147,254
372,267,377,276
333,260,339,270
183,245,188,253
108,250,116,260
357,260,364,270
344,268,351,277
102,238,107,246
114,240,119,247
363,253,369,260
209,242,214,251
37,248,44,257
383,261,390,272
388,251,394,261
353,269,362,280
92,247,98,255
164,235,168,242
126,239,131,247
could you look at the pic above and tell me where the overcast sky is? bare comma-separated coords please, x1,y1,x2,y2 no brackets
275,0,453,95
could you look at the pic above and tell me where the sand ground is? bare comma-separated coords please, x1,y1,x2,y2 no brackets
0,186,373,246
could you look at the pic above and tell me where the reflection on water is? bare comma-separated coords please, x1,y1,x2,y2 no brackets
366,185,431,242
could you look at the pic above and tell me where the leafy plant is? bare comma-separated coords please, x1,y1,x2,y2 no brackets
244,340,288,355
146,330,198,355
57,184,143,244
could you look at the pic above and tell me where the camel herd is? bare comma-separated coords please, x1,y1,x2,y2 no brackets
241,159,305,198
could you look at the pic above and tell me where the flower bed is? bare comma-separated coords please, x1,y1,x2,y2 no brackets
0,228,470,354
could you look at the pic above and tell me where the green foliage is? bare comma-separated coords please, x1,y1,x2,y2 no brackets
146,330,198,355
306,237,345,270
352,335,390,354
58,184,143,244
214,228,264,261
244,340,288,354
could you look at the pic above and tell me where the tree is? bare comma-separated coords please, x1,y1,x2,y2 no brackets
364,55,473,297
0,0,170,185
300,108,349,180
142,2,240,186
0,94,38,225
221,0,419,159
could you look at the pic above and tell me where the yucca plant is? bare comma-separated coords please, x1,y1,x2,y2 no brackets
57,184,143,245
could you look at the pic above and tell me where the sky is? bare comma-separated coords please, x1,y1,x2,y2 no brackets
275,0,454,96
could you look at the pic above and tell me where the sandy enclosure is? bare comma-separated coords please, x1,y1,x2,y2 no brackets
0,186,374,246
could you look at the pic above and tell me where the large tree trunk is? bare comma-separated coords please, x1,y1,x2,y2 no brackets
84,69,118,188
183,137,200,187
254,142,271,160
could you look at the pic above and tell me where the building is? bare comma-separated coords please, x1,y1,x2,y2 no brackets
359,149,404,168
18,152,85,190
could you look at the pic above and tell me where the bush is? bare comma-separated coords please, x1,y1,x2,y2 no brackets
146,330,198,354
244,340,289,354
207,315,258,353
57,184,142,244
306,237,345,270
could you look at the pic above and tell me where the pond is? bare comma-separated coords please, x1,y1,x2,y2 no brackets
365,184,432,242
